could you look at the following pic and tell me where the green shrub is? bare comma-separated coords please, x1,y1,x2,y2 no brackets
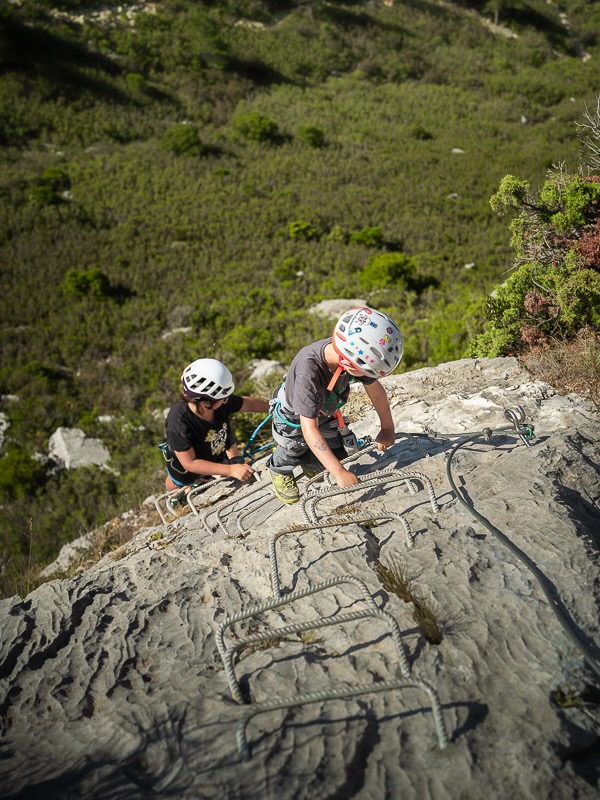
27,167,71,206
161,123,205,156
233,111,279,142
288,220,318,241
62,268,111,299
221,324,273,360
0,445,46,502
475,166,600,357
349,226,384,248
360,252,417,291
297,125,326,148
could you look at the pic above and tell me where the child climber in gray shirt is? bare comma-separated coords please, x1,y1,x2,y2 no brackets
268,306,404,504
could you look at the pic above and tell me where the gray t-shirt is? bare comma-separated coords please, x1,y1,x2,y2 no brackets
282,338,374,420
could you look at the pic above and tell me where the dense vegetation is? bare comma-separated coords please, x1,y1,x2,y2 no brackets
1,0,599,592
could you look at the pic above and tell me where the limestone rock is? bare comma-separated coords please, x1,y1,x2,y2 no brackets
1,358,599,799
308,298,369,319
48,427,110,470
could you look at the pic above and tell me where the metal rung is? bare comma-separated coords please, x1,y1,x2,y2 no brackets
301,470,439,531
199,481,267,534
269,513,413,597
216,577,412,705
186,479,220,515
153,488,190,525
236,676,449,760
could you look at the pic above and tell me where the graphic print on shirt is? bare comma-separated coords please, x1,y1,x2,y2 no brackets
206,424,228,456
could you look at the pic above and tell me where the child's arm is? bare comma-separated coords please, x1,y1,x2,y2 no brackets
175,447,254,481
300,416,359,488
239,397,270,413
364,381,395,451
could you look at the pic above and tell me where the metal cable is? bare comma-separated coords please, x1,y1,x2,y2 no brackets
446,430,600,681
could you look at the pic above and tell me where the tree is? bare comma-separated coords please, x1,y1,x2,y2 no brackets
470,166,600,357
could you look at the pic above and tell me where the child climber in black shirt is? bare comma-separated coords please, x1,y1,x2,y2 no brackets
164,358,269,491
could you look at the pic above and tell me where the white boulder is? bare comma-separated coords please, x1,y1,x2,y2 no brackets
48,427,110,470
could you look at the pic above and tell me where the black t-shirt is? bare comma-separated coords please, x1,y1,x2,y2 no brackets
165,395,244,476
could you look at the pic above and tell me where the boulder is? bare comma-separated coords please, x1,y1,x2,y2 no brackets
48,427,110,470
307,298,368,319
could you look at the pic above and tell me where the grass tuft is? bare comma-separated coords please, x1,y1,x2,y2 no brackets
375,555,443,644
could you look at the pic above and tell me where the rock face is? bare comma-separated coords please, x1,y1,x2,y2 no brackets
1,358,599,799
308,298,369,318
248,358,286,382
48,427,110,470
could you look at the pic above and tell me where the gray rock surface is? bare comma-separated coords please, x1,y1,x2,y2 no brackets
308,298,369,318
1,358,599,799
48,427,111,470
248,358,286,382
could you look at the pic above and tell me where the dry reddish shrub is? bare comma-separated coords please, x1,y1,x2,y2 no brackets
521,324,548,347
523,289,551,316
577,220,600,270
522,328,600,409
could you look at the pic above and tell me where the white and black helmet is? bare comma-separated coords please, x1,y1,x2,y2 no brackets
181,358,234,400
332,306,403,379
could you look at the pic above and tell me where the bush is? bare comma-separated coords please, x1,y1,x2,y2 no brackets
0,445,46,502
360,252,417,291
62,268,111,299
297,124,326,148
474,164,600,357
161,123,205,156
232,111,279,142
287,220,318,241
27,167,71,206
349,226,384,248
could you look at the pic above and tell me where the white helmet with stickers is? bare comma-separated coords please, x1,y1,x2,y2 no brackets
332,306,403,378
181,358,234,400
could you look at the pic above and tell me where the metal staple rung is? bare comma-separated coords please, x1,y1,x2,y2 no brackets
236,677,449,760
221,607,411,703
198,481,265,534
154,483,213,525
154,490,181,525
186,480,220,515
216,578,412,704
301,471,439,534
237,494,283,535
304,442,380,492
269,514,413,598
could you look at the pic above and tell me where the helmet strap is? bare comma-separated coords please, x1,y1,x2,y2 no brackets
326,364,345,391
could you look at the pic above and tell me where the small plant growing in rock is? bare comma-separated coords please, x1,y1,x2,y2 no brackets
375,555,443,644
375,555,413,602
411,591,443,645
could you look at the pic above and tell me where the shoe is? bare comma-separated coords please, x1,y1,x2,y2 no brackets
269,468,300,504
301,464,322,479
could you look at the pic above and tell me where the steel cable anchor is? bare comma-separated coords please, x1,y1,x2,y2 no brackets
504,406,535,447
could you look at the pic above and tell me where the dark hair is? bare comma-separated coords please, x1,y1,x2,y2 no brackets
180,392,219,409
